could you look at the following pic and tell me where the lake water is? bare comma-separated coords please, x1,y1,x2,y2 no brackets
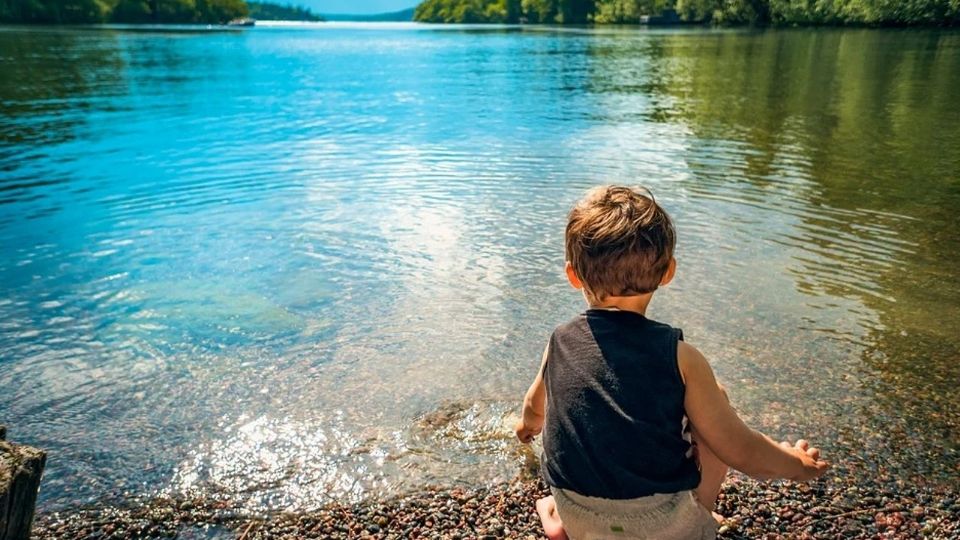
1,23,958,512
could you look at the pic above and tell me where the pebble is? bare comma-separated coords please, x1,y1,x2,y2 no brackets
30,473,959,539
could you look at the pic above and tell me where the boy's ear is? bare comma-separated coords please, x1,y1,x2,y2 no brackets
660,257,677,287
565,262,583,290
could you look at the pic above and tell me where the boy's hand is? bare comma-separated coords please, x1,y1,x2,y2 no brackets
780,439,830,481
515,419,542,444
516,344,549,444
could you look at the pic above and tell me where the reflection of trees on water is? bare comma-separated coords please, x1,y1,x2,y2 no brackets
0,29,126,150
587,29,960,479
0,28,235,152
584,36,681,123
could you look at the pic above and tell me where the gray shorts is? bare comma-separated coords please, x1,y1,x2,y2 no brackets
551,487,718,540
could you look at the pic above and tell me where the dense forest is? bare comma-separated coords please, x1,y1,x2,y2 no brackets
0,0,318,24
247,1,321,21
413,0,960,25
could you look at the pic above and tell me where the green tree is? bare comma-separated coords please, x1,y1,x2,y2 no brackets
415,0,522,22
522,0,558,22
559,0,595,22
670,0,960,25
835,0,960,24
674,0,768,23
5,0,959,25
505,0,522,20
486,0,522,21
111,0,152,21
593,0,672,23
0,0,248,23
0,0,111,22
247,1,321,21
150,0,197,22
196,0,248,23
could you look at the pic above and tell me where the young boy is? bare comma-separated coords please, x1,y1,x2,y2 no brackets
515,186,829,540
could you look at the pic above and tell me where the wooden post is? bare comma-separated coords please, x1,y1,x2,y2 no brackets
0,426,46,540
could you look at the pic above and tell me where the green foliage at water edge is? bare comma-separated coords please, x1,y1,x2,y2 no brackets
413,0,960,25
414,0,523,23
247,1,321,21
0,0,253,24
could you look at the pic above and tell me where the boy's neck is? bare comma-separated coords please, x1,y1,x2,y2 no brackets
589,292,655,316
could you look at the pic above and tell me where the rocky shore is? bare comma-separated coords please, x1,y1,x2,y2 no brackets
33,473,959,539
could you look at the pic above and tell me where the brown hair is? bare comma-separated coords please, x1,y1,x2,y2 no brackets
565,186,676,301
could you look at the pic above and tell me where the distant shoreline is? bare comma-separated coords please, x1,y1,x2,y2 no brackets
4,21,960,30
413,0,959,27
4,20,959,29
0,0,322,26
321,7,416,23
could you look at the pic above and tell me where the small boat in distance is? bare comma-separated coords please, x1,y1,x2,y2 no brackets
227,18,256,27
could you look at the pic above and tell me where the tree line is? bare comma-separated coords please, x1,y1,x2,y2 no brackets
247,1,322,21
413,0,960,25
0,0,320,24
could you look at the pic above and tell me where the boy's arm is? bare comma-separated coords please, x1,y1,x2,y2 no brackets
515,344,549,444
679,341,829,481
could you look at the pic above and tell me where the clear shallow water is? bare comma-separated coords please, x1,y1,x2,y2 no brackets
1,23,959,511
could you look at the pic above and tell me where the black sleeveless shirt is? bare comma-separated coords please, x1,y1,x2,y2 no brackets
540,309,700,499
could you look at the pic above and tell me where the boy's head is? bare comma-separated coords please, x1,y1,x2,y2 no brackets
565,186,676,303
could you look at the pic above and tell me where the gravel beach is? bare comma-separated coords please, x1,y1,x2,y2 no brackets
33,469,959,539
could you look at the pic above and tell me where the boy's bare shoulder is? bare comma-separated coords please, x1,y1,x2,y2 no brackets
677,340,700,357
677,340,712,379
